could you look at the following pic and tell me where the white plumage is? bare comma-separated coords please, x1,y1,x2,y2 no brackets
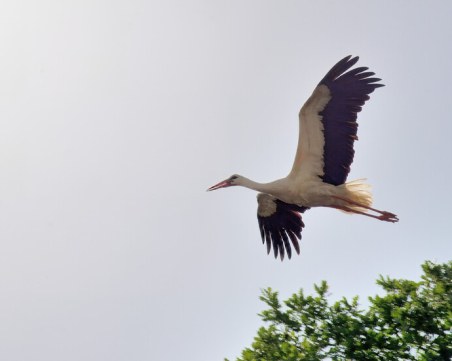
207,56,398,260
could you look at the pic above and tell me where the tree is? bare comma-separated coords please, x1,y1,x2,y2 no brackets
227,261,452,361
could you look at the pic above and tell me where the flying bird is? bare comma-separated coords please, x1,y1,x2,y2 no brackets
207,55,398,260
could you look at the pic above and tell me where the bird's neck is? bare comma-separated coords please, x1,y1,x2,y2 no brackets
238,176,287,195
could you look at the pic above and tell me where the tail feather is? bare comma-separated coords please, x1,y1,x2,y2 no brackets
338,178,373,212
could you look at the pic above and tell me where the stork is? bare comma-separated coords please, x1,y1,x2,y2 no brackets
207,55,398,260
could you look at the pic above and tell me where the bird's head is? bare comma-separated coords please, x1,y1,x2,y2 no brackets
207,174,241,191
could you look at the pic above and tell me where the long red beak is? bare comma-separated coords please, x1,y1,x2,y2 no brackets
207,178,232,191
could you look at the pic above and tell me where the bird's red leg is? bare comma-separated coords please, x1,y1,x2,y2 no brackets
331,196,399,223
331,205,398,222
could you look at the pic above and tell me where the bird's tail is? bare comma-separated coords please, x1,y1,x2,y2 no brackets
338,178,373,212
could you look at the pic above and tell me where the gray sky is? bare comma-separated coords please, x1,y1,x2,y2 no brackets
1,1,451,360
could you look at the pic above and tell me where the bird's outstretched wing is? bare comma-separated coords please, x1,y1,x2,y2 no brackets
257,193,309,260
290,55,384,185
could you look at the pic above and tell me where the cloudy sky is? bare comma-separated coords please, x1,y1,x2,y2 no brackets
1,1,451,360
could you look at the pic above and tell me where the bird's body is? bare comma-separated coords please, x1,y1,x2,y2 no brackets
231,176,371,210
208,55,398,260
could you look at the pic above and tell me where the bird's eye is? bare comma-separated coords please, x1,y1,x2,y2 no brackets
230,175,238,180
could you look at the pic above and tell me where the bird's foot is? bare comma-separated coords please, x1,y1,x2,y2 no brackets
378,211,399,223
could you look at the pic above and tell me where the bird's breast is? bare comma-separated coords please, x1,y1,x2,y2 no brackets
264,178,338,208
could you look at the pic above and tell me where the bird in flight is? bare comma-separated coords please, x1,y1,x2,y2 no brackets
207,55,398,260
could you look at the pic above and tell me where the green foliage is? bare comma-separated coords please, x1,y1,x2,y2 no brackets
226,261,452,361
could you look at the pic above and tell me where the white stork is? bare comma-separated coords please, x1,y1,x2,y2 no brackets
207,55,398,260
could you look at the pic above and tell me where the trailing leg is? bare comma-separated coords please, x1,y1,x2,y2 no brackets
332,196,399,223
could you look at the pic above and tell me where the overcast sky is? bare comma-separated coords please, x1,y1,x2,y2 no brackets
1,1,451,360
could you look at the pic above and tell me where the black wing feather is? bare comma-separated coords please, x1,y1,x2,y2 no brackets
318,55,384,185
257,194,309,260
